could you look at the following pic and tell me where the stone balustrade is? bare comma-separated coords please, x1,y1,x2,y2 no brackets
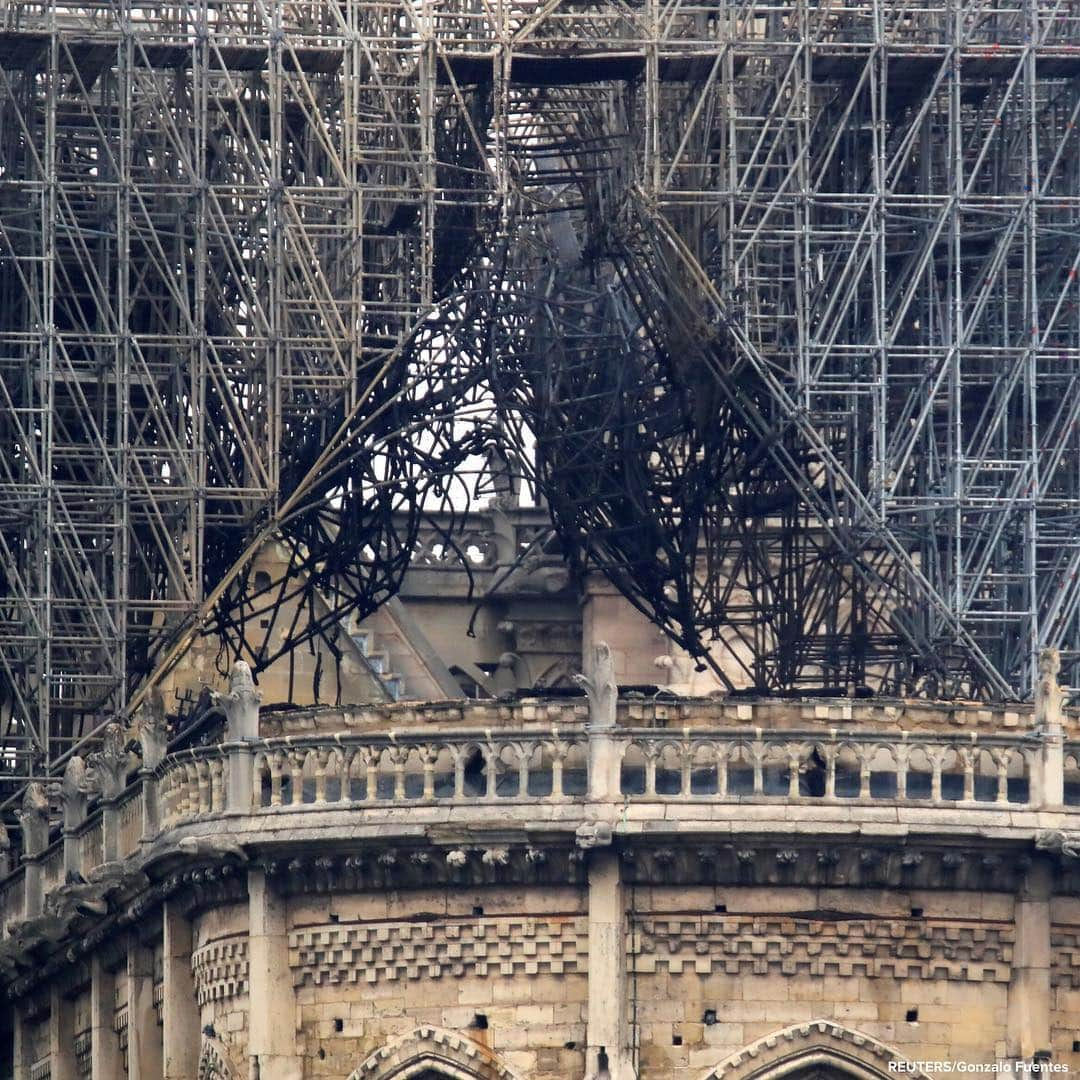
616,729,1040,804
0,685,1076,938
158,747,231,828
133,726,1063,823
249,732,591,808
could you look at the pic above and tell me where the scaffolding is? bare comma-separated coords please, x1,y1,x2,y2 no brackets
0,0,1078,778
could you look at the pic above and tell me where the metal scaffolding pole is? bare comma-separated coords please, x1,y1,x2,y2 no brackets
0,0,1078,789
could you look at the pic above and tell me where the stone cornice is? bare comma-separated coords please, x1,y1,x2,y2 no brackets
0,814,1069,1000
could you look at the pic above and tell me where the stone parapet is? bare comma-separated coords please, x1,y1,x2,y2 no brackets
1,701,1079,948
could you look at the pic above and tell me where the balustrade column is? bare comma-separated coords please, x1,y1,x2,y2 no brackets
227,744,254,814
248,867,301,1078
101,798,121,864
127,938,163,1080
1039,731,1064,809
163,900,200,1079
1007,855,1053,1059
49,985,77,1080
90,954,122,1080
587,728,622,802
139,767,161,843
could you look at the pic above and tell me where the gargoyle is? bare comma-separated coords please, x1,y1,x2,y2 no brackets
86,860,150,895
45,881,110,921
175,835,249,862
1036,829,1080,859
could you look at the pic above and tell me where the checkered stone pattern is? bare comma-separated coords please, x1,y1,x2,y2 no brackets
289,917,589,986
631,916,1014,982
1051,928,1080,987
192,936,250,1004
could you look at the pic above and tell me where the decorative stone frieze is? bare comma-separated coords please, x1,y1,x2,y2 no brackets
264,847,586,895
1051,928,1080,987
632,915,1014,982
289,916,588,986
192,936,249,1004
621,843,1031,891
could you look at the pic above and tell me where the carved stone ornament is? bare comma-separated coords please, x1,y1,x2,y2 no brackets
481,847,509,866
347,1025,520,1080
575,821,613,850
198,1035,233,1080
211,660,262,741
1036,829,1080,859
44,882,110,921
87,724,130,801
173,836,248,862
135,686,170,769
1035,646,1069,730
572,641,617,728
17,782,50,857
60,756,94,831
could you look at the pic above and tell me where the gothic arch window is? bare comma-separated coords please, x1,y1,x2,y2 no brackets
698,1021,932,1080
347,1026,522,1080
